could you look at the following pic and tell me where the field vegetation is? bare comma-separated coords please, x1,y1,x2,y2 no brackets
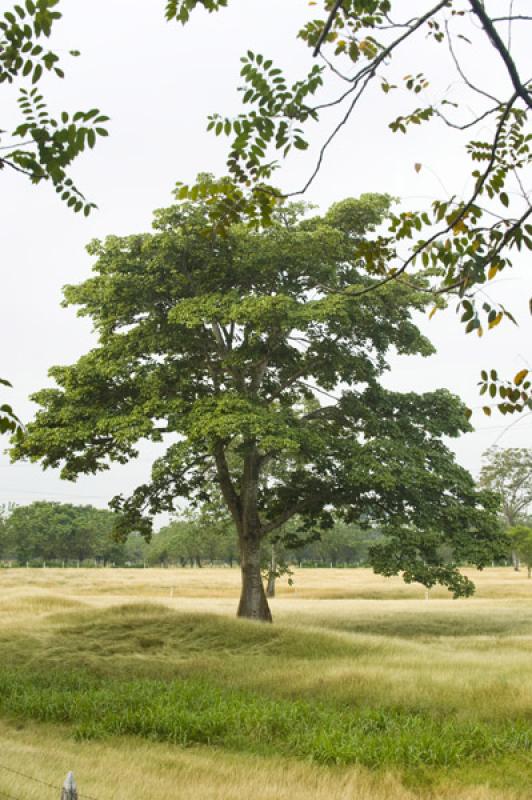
1,567,532,799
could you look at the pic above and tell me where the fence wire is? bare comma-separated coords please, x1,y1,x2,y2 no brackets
0,762,99,800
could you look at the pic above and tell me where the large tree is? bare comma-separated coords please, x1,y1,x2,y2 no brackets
12,186,504,620
169,1,532,413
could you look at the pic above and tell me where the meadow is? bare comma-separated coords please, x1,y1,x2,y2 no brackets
1,566,532,799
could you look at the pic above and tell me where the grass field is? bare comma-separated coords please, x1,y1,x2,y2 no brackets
1,566,532,799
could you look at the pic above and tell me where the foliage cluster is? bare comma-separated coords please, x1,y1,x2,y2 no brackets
1,0,109,438
0,0,109,213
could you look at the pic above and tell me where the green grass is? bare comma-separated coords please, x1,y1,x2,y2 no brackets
1,667,531,772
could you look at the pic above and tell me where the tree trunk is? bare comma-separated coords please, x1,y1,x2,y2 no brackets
266,544,277,598
512,550,521,571
237,536,272,622
528,564,531,579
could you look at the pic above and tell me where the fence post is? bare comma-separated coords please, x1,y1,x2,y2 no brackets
61,772,78,800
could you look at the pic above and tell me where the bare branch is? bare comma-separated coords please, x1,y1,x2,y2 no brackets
445,18,501,104
434,103,500,131
261,501,308,536
490,16,532,24
0,140,34,150
0,158,34,176
469,0,532,110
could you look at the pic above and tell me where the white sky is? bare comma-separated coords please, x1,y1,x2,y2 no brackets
1,0,531,517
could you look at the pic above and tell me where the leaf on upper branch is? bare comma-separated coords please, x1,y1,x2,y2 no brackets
414,163,422,173
514,369,529,387
488,312,503,330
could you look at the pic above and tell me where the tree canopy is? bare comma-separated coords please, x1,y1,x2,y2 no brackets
169,1,532,413
12,185,505,620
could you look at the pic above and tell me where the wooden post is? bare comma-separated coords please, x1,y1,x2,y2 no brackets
61,771,78,800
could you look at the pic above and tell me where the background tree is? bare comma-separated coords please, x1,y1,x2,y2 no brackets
479,448,532,527
508,524,532,578
12,186,505,620
3,501,123,565
479,447,532,569
170,1,532,412
123,532,147,565
148,518,219,567
0,505,8,560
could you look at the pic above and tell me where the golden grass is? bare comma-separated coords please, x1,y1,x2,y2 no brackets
0,719,525,800
2,565,532,602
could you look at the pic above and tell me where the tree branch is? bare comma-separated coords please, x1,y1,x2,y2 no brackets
313,0,345,58
468,0,532,110
0,157,34,176
213,442,241,527
261,501,308,536
288,1,450,199
445,18,501,104
344,92,520,299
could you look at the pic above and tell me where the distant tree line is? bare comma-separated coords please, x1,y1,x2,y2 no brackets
0,501,383,568
1,498,524,573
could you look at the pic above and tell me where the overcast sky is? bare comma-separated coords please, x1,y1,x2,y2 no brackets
1,0,530,517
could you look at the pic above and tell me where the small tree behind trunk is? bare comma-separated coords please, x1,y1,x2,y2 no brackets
266,543,277,598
